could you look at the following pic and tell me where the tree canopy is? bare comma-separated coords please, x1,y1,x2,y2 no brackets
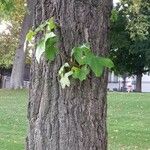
111,0,150,76
110,0,150,92
0,0,26,68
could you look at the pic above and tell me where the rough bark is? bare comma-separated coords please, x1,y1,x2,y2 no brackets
10,0,35,89
27,0,112,150
135,73,142,92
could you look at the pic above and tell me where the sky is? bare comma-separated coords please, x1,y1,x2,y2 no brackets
0,21,8,33
0,21,11,34
114,0,120,4
113,0,120,6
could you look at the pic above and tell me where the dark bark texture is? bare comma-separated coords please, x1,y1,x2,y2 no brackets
10,0,35,89
135,74,142,92
122,74,127,91
27,0,112,149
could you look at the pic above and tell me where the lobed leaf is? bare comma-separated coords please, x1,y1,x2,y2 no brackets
87,55,104,77
72,65,90,81
72,44,91,65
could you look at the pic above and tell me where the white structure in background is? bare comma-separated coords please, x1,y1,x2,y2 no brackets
142,74,150,92
107,72,150,92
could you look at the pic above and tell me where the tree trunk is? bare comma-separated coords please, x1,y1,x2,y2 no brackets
0,68,2,88
26,0,112,150
10,0,34,89
122,74,127,91
135,73,142,92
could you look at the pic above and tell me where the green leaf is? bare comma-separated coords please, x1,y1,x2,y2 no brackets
99,57,114,68
47,17,56,31
87,56,114,77
71,43,114,77
45,36,58,61
72,43,91,65
35,32,58,63
87,56,104,77
35,39,45,63
26,30,35,42
72,65,90,81
59,71,73,89
45,32,56,41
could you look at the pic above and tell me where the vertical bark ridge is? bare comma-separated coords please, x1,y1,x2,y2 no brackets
27,0,112,149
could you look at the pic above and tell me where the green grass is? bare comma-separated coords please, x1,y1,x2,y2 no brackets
108,92,150,150
0,90,150,150
0,89,28,150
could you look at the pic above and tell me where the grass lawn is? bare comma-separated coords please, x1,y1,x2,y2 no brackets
0,90,150,150
0,90,28,150
108,92,150,150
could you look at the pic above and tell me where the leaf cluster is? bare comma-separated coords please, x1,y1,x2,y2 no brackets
26,18,58,63
27,18,114,89
59,44,114,89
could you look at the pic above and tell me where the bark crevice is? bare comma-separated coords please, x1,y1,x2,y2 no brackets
27,0,112,149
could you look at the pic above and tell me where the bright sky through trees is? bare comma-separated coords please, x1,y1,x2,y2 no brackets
0,21,7,33
113,0,120,6
0,0,119,33
0,21,10,34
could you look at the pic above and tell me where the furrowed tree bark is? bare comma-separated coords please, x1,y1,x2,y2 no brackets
27,0,112,150
10,0,35,89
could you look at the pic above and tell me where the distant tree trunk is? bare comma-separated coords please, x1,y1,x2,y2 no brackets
10,0,34,89
26,0,112,150
135,73,142,92
122,74,127,91
0,69,2,88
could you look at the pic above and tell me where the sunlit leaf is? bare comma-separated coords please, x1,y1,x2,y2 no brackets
59,71,73,89
47,17,56,31
35,39,45,63
72,65,90,81
26,30,35,42
35,32,58,63
58,63,70,77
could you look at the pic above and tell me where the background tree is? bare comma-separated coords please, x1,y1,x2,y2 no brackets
26,0,112,149
110,1,150,92
10,0,35,89
0,0,14,17
0,0,35,89
0,0,25,68
0,0,25,88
